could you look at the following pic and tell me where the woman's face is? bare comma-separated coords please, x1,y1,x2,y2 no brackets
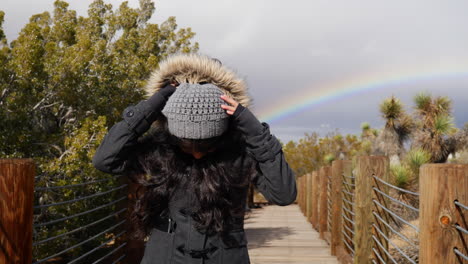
178,144,217,159
173,136,220,159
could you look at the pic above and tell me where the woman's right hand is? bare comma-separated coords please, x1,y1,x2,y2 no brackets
157,82,178,100
146,82,178,114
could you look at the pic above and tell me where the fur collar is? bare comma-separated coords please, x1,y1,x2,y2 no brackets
143,53,251,107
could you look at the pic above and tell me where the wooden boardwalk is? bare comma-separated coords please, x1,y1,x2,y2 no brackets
245,204,338,264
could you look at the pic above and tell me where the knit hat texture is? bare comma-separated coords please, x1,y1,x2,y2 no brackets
161,83,229,139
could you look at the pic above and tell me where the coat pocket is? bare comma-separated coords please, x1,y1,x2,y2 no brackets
221,231,250,264
140,228,175,264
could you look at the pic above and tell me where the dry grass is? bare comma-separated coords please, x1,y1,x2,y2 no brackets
389,219,419,263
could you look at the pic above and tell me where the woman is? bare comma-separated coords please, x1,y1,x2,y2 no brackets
92,54,297,264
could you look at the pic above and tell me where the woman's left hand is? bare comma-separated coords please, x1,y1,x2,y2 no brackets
220,95,239,115
220,94,265,137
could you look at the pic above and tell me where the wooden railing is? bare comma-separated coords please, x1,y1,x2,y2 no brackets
0,159,128,264
2,157,467,263
297,156,468,264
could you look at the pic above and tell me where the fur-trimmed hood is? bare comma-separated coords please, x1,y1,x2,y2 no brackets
143,53,251,107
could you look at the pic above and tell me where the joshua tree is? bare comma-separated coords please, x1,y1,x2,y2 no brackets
412,93,457,163
323,153,335,165
361,122,378,141
454,123,468,152
373,96,414,163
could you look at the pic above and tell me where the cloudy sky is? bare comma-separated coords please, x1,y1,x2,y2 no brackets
3,0,468,142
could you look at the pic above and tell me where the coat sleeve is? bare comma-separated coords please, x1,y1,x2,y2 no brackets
92,88,173,175
233,105,297,206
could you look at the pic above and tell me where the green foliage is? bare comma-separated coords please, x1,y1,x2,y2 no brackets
1,0,198,159
283,132,368,176
33,116,120,261
390,164,412,190
434,115,454,134
374,95,413,157
0,0,198,261
360,140,373,155
380,96,403,126
434,95,452,114
323,153,335,165
372,128,379,137
361,122,371,131
414,92,432,112
405,148,431,176
412,93,456,162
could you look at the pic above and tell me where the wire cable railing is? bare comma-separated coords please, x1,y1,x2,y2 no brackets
455,200,468,211
327,174,332,234
35,175,124,191
371,175,420,264
373,198,419,233
372,235,398,264
33,220,126,264
372,187,419,213
303,161,467,264
33,208,127,246
454,200,468,262
373,223,417,264
112,254,127,264
373,212,417,248
373,176,420,196
454,248,468,262
34,184,127,209
341,172,356,257
34,196,127,228
33,174,128,264
92,242,127,264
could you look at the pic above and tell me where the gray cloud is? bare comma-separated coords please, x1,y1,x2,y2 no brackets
3,0,468,142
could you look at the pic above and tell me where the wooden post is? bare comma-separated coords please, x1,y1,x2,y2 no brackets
302,175,307,215
0,159,35,264
299,176,304,213
372,158,391,263
331,160,351,256
297,176,301,209
319,166,330,239
311,170,319,229
353,156,388,264
419,164,468,264
300,176,303,212
306,173,312,221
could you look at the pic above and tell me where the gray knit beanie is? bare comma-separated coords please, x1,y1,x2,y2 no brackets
161,83,229,139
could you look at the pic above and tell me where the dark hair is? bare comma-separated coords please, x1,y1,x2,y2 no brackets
168,133,223,153
126,121,256,239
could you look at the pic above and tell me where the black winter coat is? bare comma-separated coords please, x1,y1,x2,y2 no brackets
92,91,297,264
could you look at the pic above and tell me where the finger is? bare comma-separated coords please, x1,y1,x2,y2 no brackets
223,107,236,113
220,104,234,110
220,95,238,106
226,110,234,115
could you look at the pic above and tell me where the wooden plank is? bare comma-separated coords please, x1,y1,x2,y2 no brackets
0,159,35,264
419,164,468,264
246,205,339,264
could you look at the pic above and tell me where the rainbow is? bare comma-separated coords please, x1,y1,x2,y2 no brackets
257,62,468,123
